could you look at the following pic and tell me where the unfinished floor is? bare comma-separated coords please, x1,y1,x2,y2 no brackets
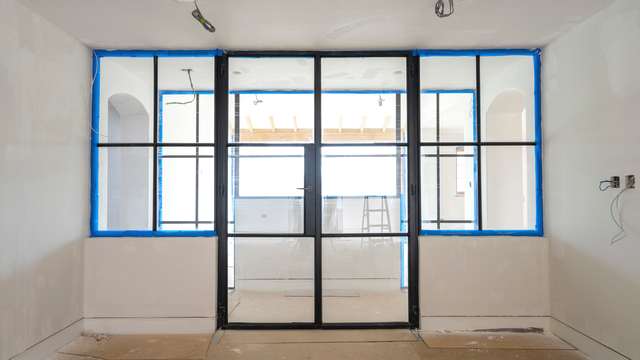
53,330,588,360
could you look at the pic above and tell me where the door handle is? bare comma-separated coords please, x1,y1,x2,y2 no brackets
296,187,312,191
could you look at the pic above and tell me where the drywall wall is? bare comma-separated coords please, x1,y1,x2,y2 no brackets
420,236,549,329
84,237,216,333
0,0,90,358
543,0,640,358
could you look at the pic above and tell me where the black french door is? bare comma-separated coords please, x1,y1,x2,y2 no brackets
215,52,420,329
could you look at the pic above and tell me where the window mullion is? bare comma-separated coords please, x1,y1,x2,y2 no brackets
152,56,159,232
475,55,483,231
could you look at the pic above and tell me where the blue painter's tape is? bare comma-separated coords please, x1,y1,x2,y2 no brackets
533,52,544,236
90,51,101,235
158,94,164,229
94,49,223,58
92,230,217,238
420,229,542,237
414,49,541,57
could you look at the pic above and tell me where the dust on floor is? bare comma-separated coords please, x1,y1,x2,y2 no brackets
53,330,588,360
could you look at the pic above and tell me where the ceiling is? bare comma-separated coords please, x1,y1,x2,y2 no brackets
21,0,613,50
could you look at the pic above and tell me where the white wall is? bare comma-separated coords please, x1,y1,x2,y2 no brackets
83,237,216,333
0,0,90,358
420,236,549,329
543,0,640,358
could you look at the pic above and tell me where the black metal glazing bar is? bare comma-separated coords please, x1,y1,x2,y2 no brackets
422,154,474,158
419,142,535,146
423,220,474,224
215,55,229,329
195,94,200,229
406,54,421,328
321,232,408,238
475,55,483,230
152,56,159,231
436,93,441,230
304,144,316,235
159,154,214,159
313,55,322,327
162,220,213,224
97,142,216,147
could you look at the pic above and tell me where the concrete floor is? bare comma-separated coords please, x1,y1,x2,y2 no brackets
53,330,589,360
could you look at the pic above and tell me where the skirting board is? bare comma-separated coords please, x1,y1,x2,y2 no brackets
10,319,83,360
421,316,550,332
550,318,631,360
83,317,216,335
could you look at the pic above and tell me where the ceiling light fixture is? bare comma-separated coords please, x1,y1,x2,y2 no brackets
435,0,454,18
191,0,216,33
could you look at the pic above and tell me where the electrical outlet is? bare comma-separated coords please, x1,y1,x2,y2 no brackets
611,176,621,188
626,175,635,189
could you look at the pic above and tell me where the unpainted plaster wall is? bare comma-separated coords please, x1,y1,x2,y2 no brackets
0,0,90,358
543,0,640,358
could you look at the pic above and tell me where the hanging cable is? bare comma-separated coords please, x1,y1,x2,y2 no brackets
435,0,454,18
167,69,196,105
192,0,216,33
610,188,628,245
253,95,263,106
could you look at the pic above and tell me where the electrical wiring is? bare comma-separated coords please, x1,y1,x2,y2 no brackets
599,180,612,191
435,0,454,18
610,188,628,245
167,69,197,105
192,0,216,33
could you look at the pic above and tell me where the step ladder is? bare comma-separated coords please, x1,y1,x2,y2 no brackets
361,195,392,234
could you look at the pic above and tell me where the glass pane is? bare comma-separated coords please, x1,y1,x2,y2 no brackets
198,156,215,230
97,147,153,230
421,146,477,231
421,92,475,143
482,146,536,230
158,57,215,143
228,146,304,233
481,56,535,142
322,147,407,234
228,57,314,143
198,93,215,143
322,237,408,323
420,56,476,90
228,237,314,323
99,57,154,143
322,58,407,143
158,147,214,231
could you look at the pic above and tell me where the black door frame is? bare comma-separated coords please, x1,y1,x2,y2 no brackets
216,50,421,330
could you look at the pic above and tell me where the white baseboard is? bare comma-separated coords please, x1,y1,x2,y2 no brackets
420,316,550,332
10,319,83,360
550,318,630,360
83,317,216,335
